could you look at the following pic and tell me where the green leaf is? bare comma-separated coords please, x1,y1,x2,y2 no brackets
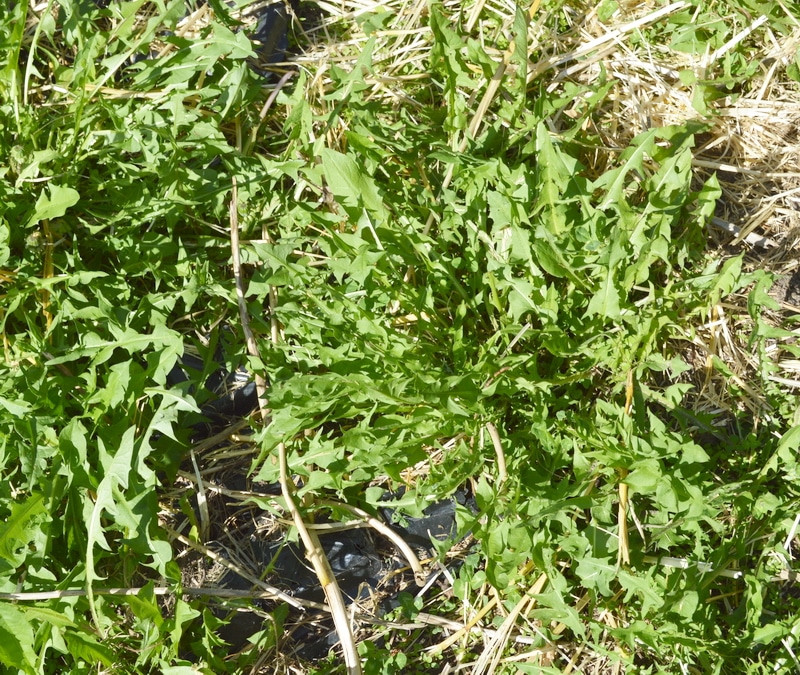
575,555,616,596
586,225,627,318
776,426,800,473
63,630,115,667
86,427,136,628
47,323,182,367
752,621,788,646
0,603,38,675
748,272,781,318
0,493,47,566
586,267,621,319
125,585,163,628
594,129,658,211
166,599,201,659
625,459,662,492
511,5,530,92
25,184,80,228
0,0,26,103
0,395,32,416
670,588,699,619
18,605,76,629
534,122,577,236
320,147,386,219
680,441,710,464
708,255,742,307
618,570,664,616
531,225,582,283
530,590,586,638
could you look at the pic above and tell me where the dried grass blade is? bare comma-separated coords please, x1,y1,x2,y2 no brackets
279,442,363,674
485,422,507,485
471,571,548,675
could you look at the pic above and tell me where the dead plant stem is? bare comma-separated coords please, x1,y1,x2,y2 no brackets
230,179,361,672
279,442,363,674
229,177,269,417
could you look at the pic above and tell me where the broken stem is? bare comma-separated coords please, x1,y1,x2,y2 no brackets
279,443,363,674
